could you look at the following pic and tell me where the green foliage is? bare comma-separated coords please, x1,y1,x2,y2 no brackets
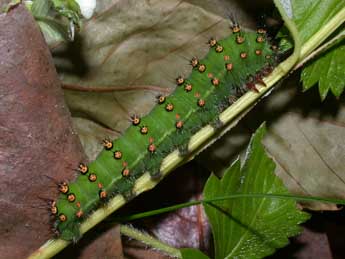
180,249,210,259
31,0,51,16
292,0,345,44
29,0,82,43
203,124,310,259
277,0,345,48
301,43,345,100
300,25,345,100
35,17,70,43
276,27,294,53
51,0,81,26
290,0,345,99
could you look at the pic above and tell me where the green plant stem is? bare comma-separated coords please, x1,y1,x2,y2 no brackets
294,29,345,70
27,3,345,259
120,225,182,258
300,6,345,60
113,193,345,222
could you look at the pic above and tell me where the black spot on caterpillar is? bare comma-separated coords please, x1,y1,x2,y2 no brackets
53,23,277,240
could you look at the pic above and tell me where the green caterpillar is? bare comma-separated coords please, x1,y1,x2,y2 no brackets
53,23,277,241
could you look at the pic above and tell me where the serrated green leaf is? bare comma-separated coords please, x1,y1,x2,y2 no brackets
301,42,345,100
180,248,210,259
203,124,309,259
287,1,345,102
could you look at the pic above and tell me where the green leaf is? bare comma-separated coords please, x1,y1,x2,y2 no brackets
180,248,210,259
292,0,345,44
203,124,309,259
301,38,345,100
36,17,70,45
287,0,345,99
31,0,51,17
278,0,345,49
276,27,294,53
51,0,81,23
